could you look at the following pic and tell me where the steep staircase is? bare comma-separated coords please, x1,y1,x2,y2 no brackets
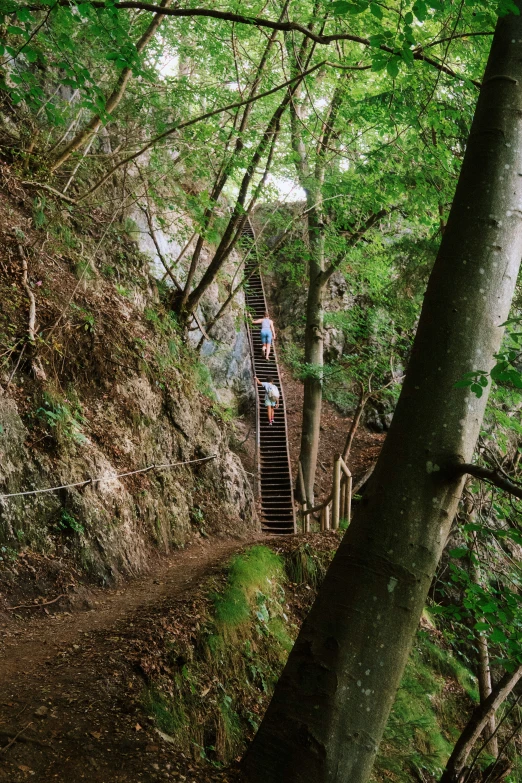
242,221,296,534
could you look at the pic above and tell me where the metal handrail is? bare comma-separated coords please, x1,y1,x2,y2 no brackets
245,312,261,502
242,217,296,533
255,256,296,533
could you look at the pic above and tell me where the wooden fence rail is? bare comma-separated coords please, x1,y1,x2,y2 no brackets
298,453,352,533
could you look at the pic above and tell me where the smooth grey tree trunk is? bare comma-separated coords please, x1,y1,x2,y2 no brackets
299,206,325,504
243,8,522,783
290,73,346,505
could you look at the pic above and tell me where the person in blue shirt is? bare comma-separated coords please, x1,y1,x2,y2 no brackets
255,376,279,425
252,311,276,360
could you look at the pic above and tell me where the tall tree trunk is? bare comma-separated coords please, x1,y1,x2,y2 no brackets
292,73,346,504
50,0,172,172
243,9,522,783
299,206,324,505
182,86,293,319
178,4,287,309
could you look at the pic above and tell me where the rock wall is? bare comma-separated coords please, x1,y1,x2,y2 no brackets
0,185,258,584
131,209,254,412
0,376,256,582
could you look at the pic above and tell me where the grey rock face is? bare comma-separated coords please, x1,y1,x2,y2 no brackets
0,365,258,583
131,211,254,412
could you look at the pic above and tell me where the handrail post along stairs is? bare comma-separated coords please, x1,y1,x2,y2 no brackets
300,454,352,533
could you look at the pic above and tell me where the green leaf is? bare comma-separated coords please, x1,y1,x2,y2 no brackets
412,0,428,20
371,54,388,72
24,48,39,63
449,547,469,559
331,1,354,14
16,8,33,22
387,58,399,79
490,628,508,644
370,3,383,18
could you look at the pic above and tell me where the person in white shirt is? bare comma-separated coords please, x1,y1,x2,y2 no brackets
255,376,279,425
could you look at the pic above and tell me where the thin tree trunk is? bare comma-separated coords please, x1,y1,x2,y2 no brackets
342,382,367,462
469,525,499,759
299,208,324,505
178,2,288,309
50,0,173,172
439,667,522,783
292,71,346,504
476,634,498,758
182,87,291,318
243,10,522,783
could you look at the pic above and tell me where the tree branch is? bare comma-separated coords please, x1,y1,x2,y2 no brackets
179,3,287,309
450,463,522,501
27,1,484,88
75,59,325,202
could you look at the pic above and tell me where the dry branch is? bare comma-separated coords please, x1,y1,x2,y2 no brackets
7,593,67,611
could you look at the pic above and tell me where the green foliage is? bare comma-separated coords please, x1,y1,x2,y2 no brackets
193,361,216,401
0,545,19,562
456,318,522,397
284,542,329,589
36,389,86,445
143,689,187,735
56,508,85,535
455,369,490,398
212,545,284,629
211,403,235,423
435,538,522,667
114,283,129,298
421,636,479,702
75,259,95,281
141,544,319,764
70,302,95,333
144,307,180,337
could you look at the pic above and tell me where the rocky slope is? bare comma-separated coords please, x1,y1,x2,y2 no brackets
0,167,258,591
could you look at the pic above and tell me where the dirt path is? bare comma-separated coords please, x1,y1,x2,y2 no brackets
0,538,252,783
